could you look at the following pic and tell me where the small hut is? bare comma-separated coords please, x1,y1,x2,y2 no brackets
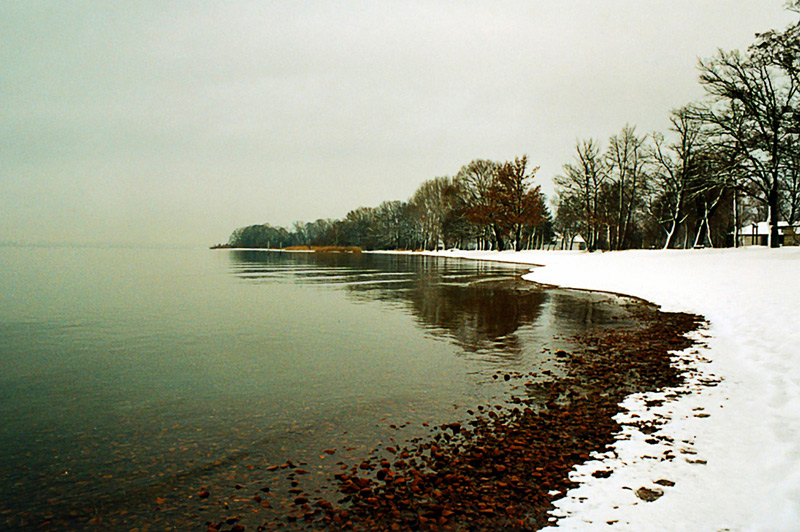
736,221,800,246
553,233,586,250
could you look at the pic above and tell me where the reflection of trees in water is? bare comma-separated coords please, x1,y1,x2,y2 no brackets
228,250,632,358
344,274,548,356
230,250,545,357
404,281,547,357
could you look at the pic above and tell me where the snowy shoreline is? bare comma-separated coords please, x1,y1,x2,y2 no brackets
419,248,800,531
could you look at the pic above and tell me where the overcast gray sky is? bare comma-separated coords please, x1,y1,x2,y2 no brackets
2,1,797,247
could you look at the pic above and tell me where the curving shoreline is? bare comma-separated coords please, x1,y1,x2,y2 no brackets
423,248,800,531
201,280,703,531
198,246,799,531
306,306,702,531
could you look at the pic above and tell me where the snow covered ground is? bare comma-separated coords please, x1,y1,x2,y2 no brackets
426,247,800,531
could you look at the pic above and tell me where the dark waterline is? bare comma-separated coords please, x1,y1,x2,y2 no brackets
0,248,638,530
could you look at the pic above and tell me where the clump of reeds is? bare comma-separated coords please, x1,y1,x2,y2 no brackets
313,246,362,254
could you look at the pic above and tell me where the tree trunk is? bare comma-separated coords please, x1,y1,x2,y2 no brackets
620,181,637,250
663,222,677,250
693,223,705,248
663,188,683,250
493,225,505,251
769,182,780,248
705,215,714,248
733,190,740,248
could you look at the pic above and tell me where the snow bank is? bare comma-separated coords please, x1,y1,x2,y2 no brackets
427,247,800,531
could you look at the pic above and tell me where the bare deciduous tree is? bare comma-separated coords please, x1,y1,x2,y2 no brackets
553,140,606,251
696,32,800,247
649,108,706,248
606,125,650,250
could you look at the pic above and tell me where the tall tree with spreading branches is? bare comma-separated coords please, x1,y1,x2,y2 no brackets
488,156,545,251
695,21,800,247
554,139,607,251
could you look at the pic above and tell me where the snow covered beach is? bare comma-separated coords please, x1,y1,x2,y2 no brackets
425,247,800,531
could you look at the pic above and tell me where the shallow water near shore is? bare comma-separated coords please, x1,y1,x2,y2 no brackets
0,247,641,530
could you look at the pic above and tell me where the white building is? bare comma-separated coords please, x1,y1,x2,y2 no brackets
737,221,800,246
553,233,586,250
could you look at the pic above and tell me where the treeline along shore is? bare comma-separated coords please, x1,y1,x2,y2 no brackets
222,13,800,253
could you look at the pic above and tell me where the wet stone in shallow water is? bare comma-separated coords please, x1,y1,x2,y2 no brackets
197,308,701,531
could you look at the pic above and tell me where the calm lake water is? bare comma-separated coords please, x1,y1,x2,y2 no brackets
0,247,634,530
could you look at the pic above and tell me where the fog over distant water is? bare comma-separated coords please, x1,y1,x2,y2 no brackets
2,1,796,247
